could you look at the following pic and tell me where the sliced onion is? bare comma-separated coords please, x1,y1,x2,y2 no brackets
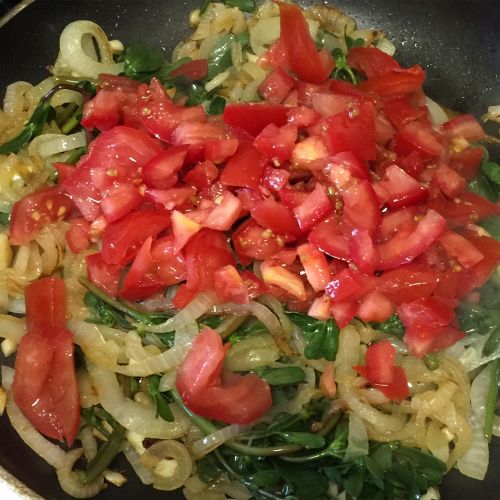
205,70,231,93
224,333,279,371
56,448,105,498
426,96,449,126
344,414,369,461
158,370,177,392
3,81,32,115
376,37,396,56
28,132,87,159
191,424,243,459
457,413,489,480
335,325,361,379
0,314,26,343
174,321,199,350
79,426,97,461
54,21,125,79
141,293,215,333
87,363,190,439
7,296,25,314
124,448,155,485
470,364,492,424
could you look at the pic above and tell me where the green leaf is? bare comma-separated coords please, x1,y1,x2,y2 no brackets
147,375,174,422
371,313,405,338
0,211,10,226
226,0,256,13
275,462,329,500
122,43,164,76
256,366,306,386
346,36,365,49
468,172,498,202
344,468,365,497
482,161,500,186
363,456,385,490
480,216,500,241
207,95,226,115
248,469,281,487
279,432,325,449
208,33,237,79
197,454,224,483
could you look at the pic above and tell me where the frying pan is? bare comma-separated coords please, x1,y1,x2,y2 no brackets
0,0,499,498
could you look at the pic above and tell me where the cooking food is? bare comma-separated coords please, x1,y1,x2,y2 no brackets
0,1,499,499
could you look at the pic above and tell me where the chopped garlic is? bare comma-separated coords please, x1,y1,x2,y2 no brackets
1,338,17,357
153,458,178,478
104,470,127,487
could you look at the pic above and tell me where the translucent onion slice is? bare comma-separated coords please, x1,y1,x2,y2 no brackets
56,448,105,498
344,414,369,462
124,448,155,485
457,413,489,480
87,364,190,439
0,314,26,343
3,81,32,115
425,96,449,126
224,333,279,371
191,424,243,459
54,20,125,79
470,364,491,424
28,132,87,159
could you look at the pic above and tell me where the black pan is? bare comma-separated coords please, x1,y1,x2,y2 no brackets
0,1,499,499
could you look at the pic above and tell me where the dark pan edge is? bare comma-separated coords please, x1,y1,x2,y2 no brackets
0,0,36,29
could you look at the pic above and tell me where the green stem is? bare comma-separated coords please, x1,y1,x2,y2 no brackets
170,389,303,456
484,359,499,441
317,410,342,438
60,108,82,134
56,102,79,128
79,277,155,323
81,423,126,484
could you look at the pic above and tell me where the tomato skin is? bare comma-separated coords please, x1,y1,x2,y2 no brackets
431,164,467,199
383,96,428,131
214,265,249,304
308,217,350,261
449,146,483,180
86,252,122,297
254,123,297,164
101,209,171,266
377,209,446,270
394,122,442,159
439,230,484,269
297,243,332,292
278,2,334,84
81,89,122,131
357,290,394,323
184,160,219,190
8,187,73,246
442,114,485,142
251,198,302,239
359,65,426,99
66,217,91,254
349,228,379,274
376,264,439,304
142,146,189,189
324,100,377,161
404,327,465,358
347,47,401,79
259,67,297,104
100,183,144,223
223,103,289,137
220,143,268,189
12,278,80,445
176,328,272,424
293,183,332,232
170,59,208,81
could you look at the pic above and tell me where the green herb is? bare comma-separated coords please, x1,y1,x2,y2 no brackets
331,47,359,84
468,172,498,202
147,375,174,422
286,312,339,361
371,313,405,339
121,42,165,80
79,406,126,484
482,160,500,186
480,216,500,241
346,36,365,49
255,366,306,386
207,33,237,79
483,359,499,440
0,211,10,226
424,353,440,371
83,291,134,330
173,77,207,106
0,84,90,154
65,146,87,165
207,95,226,115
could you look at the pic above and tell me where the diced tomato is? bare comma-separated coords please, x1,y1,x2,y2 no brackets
291,135,329,167
185,229,236,293
439,230,484,269
375,114,397,146
375,164,428,209
383,96,429,131
12,278,80,445
308,295,331,321
261,260,306,300
170,59,208,81
311,92,358,118
287,105,320,128
233,218,284,260
220,143,268,188
398,150,425,178
269,248,298,266
86,252,122,297
241,270,268,300
184,160,219,189
397,296,456,335
377,209,446,270
308,216,350,261
442,114,485,142
172,283,199,309
394,122,443,159
204,191,242,231
147,187,196,211
359,65,426,99
151,234,188,284
259,67,296,104
349,228,379,274
347,47,401,79
100,183,143,223
357,290,394,323
251,198,301,239
330,301,357,329
293,183,332,232
297,243,332,292
254,123,297,165
176,328,272,424
380,207,418,240
430,191,500,227
101,209,171,265
376,264,439,304
258,38,291,72
324,100,377,161
449,146,483,180
142,145,188,189
204,138,239,164
431,164,467,198
214,265,249,304
81,89,123,131
325,268,363,302
278,2,334,84
53,162,75,183
8,187,74,246
261,166,290,191
66,217,90,253
403,326,465,358
171,210,201,252
223,103,289,137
